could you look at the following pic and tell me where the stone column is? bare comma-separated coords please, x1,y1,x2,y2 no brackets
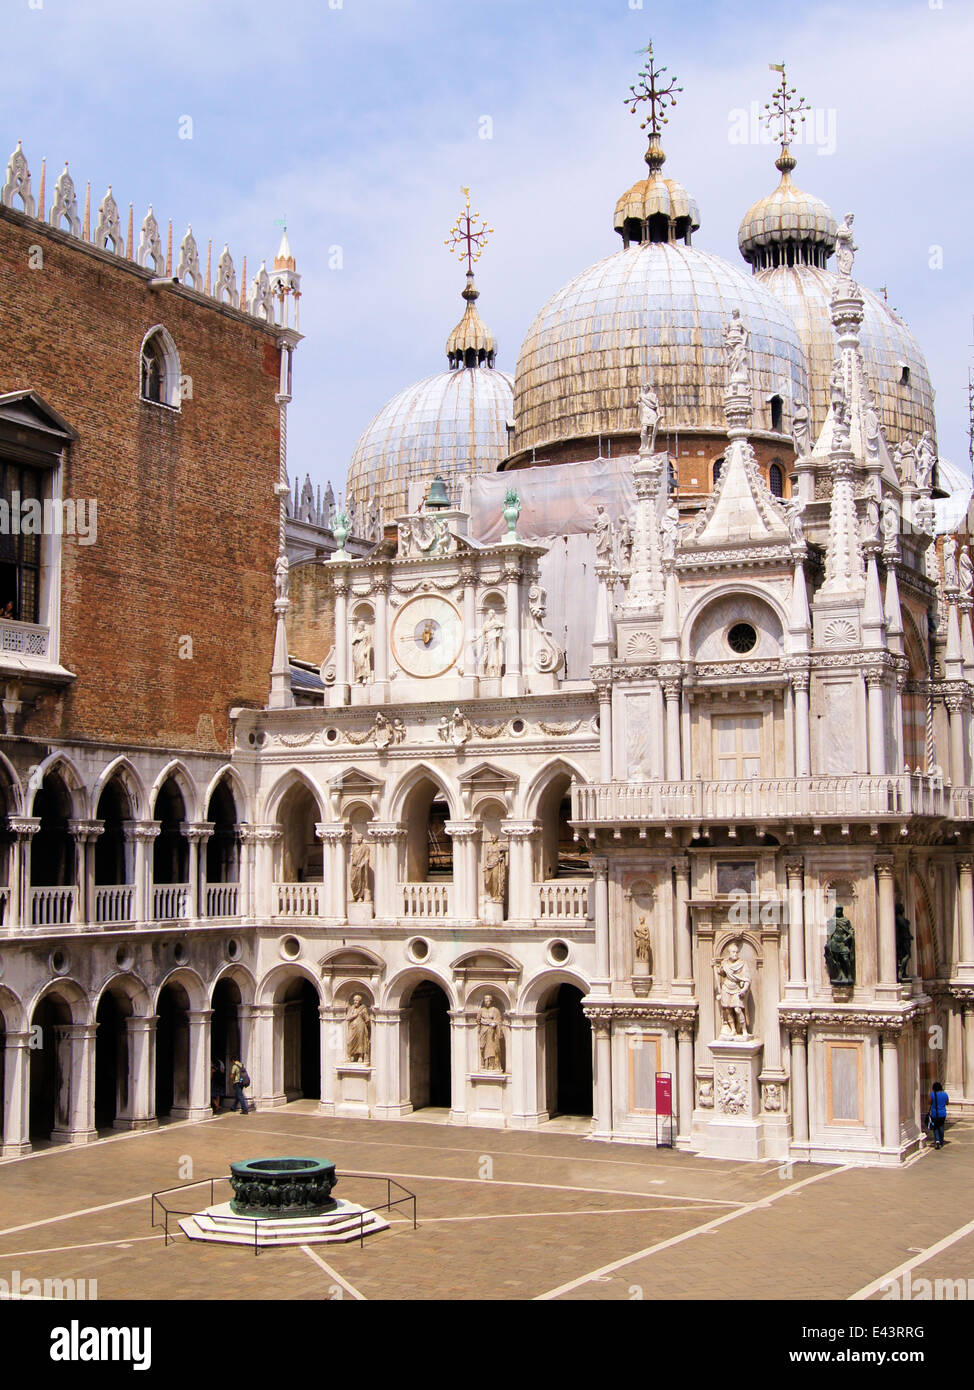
866,675,887,776
673,858,692,989
509,1012,543,1127
124,1017,157,1129
251,1003,276,1106
590,856,610,990
880,1032,900,1152
125,821,159,925
876,857,898,996
68,819,103,926
370,825,405,922
62,1023,97,1144
237,825,256,920
2,1031,31,1154
253,827,283,919
237,1004,257,1089
596,679,613,782
589,1014,612,1140
445,822,478,923
963,1007,974,1101
785,858,806,996
947,694,968,788
502,558,522,694
320,1005,342,1115
6,817,39,932
789,1025,809,1146
372,573,390,689
185,1010,213,1121
677,1025,694,1142
316,824,348,920
182,822,213,921
330,570,350,704
957,858,974,971
501,820,538,924
449,1008,471,1124
663,678,682,780
792,672,811,777
372,1007,404,1117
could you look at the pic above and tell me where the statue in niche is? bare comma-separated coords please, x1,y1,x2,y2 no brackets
824,905,856,987
943,536,958,591
481,608,505,678
593,504,613,563
792,399,812,458
351,619,373,684
723,309,749,386
617,516,633,567
834,212,856,277
960,547,974,602
477,994,504,1072
714,940,751,1038
345,994,372,1065
633,917,652,975
895,902,914,983
915,431,936,491
639,382,661,454
483,836,507,903
349,837,372,904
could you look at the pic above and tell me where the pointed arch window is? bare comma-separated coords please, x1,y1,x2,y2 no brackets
139,326,181,410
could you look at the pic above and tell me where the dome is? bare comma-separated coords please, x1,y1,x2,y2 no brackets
755,265,936,449
739,168,837,269
346,367,514,523
512,241,809,458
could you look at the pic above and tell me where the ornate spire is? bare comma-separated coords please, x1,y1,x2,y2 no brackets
616,44,698,247
444,188,496,369
764,62,810,176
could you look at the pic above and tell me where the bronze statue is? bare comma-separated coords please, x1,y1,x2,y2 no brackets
895,902,914,983
824,905,856,987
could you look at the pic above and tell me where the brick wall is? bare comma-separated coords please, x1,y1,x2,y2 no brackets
285,561,335,666
0,208,282,752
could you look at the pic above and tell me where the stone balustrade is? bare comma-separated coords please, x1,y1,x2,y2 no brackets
30,886,78,927
152,884,190,921
402,881,452,918
204,883,239,918
95,885,134,924
572,773,967,827
276,882,322,917
534,880,592,923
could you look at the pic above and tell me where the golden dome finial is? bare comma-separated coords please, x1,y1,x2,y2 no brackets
444,186,492,275
443,188,496,369
626,40,682,172
764,62,809,177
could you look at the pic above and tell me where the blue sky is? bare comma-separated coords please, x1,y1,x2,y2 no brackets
5,0,972,496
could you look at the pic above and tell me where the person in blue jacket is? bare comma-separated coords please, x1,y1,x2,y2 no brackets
929,1081,948,1149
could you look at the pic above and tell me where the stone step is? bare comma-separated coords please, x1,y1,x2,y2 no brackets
177,1199,390,1248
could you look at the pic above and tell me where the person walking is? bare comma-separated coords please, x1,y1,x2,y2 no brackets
210,1058,225,1114
929,1081,948,1148
229,1058,250,1115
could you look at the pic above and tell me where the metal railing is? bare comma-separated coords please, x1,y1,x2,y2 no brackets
150,1171,418,1257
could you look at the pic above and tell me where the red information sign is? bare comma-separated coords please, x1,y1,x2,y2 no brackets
655,1072,673,1116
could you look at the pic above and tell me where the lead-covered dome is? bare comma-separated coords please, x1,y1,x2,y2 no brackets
739,164,837,269
512,240,809,457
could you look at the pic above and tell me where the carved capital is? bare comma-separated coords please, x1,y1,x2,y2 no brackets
589,855,609,881
501,819,540,842
8,815,40,840
315,823,349,844
875,857,896,881
444,820,479,841
784,858,804,881
790,672,810,693
181,820,215,844
125,819,161,844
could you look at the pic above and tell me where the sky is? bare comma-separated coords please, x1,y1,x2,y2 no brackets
4,0,972,498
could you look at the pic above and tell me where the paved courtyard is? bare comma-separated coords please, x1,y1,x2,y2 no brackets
1,1105,972,1302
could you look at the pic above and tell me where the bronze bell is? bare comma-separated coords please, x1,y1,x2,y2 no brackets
426,475,450,509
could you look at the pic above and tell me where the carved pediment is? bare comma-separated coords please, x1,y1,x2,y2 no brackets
319,946,384,981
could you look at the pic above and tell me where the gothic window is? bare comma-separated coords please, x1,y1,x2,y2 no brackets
139,326,181,409
769,462,784,497
0,460,41,623
713,714,763,780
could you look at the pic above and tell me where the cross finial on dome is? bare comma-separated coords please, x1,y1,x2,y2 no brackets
445,187,492,275
626,41,682,172
444,188,496,369
764,62,810,175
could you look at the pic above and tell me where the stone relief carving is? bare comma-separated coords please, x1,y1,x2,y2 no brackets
437,708,470,747
697,1079,714,1108
717,1064,748,1115
762,1082,782,1112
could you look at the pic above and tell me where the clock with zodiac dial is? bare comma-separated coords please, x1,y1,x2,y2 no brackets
390,594,464,678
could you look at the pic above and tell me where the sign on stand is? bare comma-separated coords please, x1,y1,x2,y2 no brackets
655,1072,674,1148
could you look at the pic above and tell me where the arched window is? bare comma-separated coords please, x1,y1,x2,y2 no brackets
712,457,724,487
139,326,180,410
770,395,784,432
769,462,784,497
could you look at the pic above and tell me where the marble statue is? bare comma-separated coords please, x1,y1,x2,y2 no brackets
274,552,289,602
351,619,373,684
617,516,633,566
477,994,503,1072
915,431,936,491
824,905,856,987
960,547,974,601
660,501,680,564
449,708,470,747
593,504,613,563
715,940,751,1038
860,497,881,546
792,399,812,458
483,836,507,903
943,536,958,591
639,383,661,454
372,713,392,750
881,497,900,542
345,994,372,1065
633,917,652,973
784,498,805,547
398,521,413,557
913,496,935,537
481,608,505,678
349,838,372,904
392,718,407,744
895,902,914,983
834,213,856,277
723,309,749,385
893,440,917,486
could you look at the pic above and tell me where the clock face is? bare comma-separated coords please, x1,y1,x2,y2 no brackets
391,594,463,679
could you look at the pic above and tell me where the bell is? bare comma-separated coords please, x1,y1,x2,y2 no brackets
426,475,450,510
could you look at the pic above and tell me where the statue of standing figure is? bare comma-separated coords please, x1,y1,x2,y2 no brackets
477,994,503,1072
792,399,812,458
351,619,373,684
660,501,681,564
943,536,959,591
639,383,661,454
593,504,613,563
915,431,936,491
824,905,856,987
959,546,974,602
633,917,652,974
274,552,289,602
617,516,633,567
723,309,749,386
345,994,372,1065
483,836,508,904
480,608,505,678
895,902,914,983
714,940,751,1038
349,837,372,904
834,213,857,277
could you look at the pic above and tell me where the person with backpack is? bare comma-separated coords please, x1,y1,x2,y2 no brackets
929,1081,948,1148
230,1058,251,1114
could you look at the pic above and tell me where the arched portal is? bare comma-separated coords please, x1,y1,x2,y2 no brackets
211,977,242,1107
153,777,188,885
29,993,72,1142
402,777,453,882
155,981,190,1119
407,980,452,1111
31,771,75,895
278,783,322,883
539,983,592,1118
281,978,321,1100
537,772,589,881
94,988,132,1129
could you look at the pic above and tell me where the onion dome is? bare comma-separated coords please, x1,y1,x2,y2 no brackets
738,149,837,270
614,133,700,248
445,270,496,368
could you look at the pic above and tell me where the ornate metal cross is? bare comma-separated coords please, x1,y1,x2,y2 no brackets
764,62,809,148
625,41,682,136
444,188,492,275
